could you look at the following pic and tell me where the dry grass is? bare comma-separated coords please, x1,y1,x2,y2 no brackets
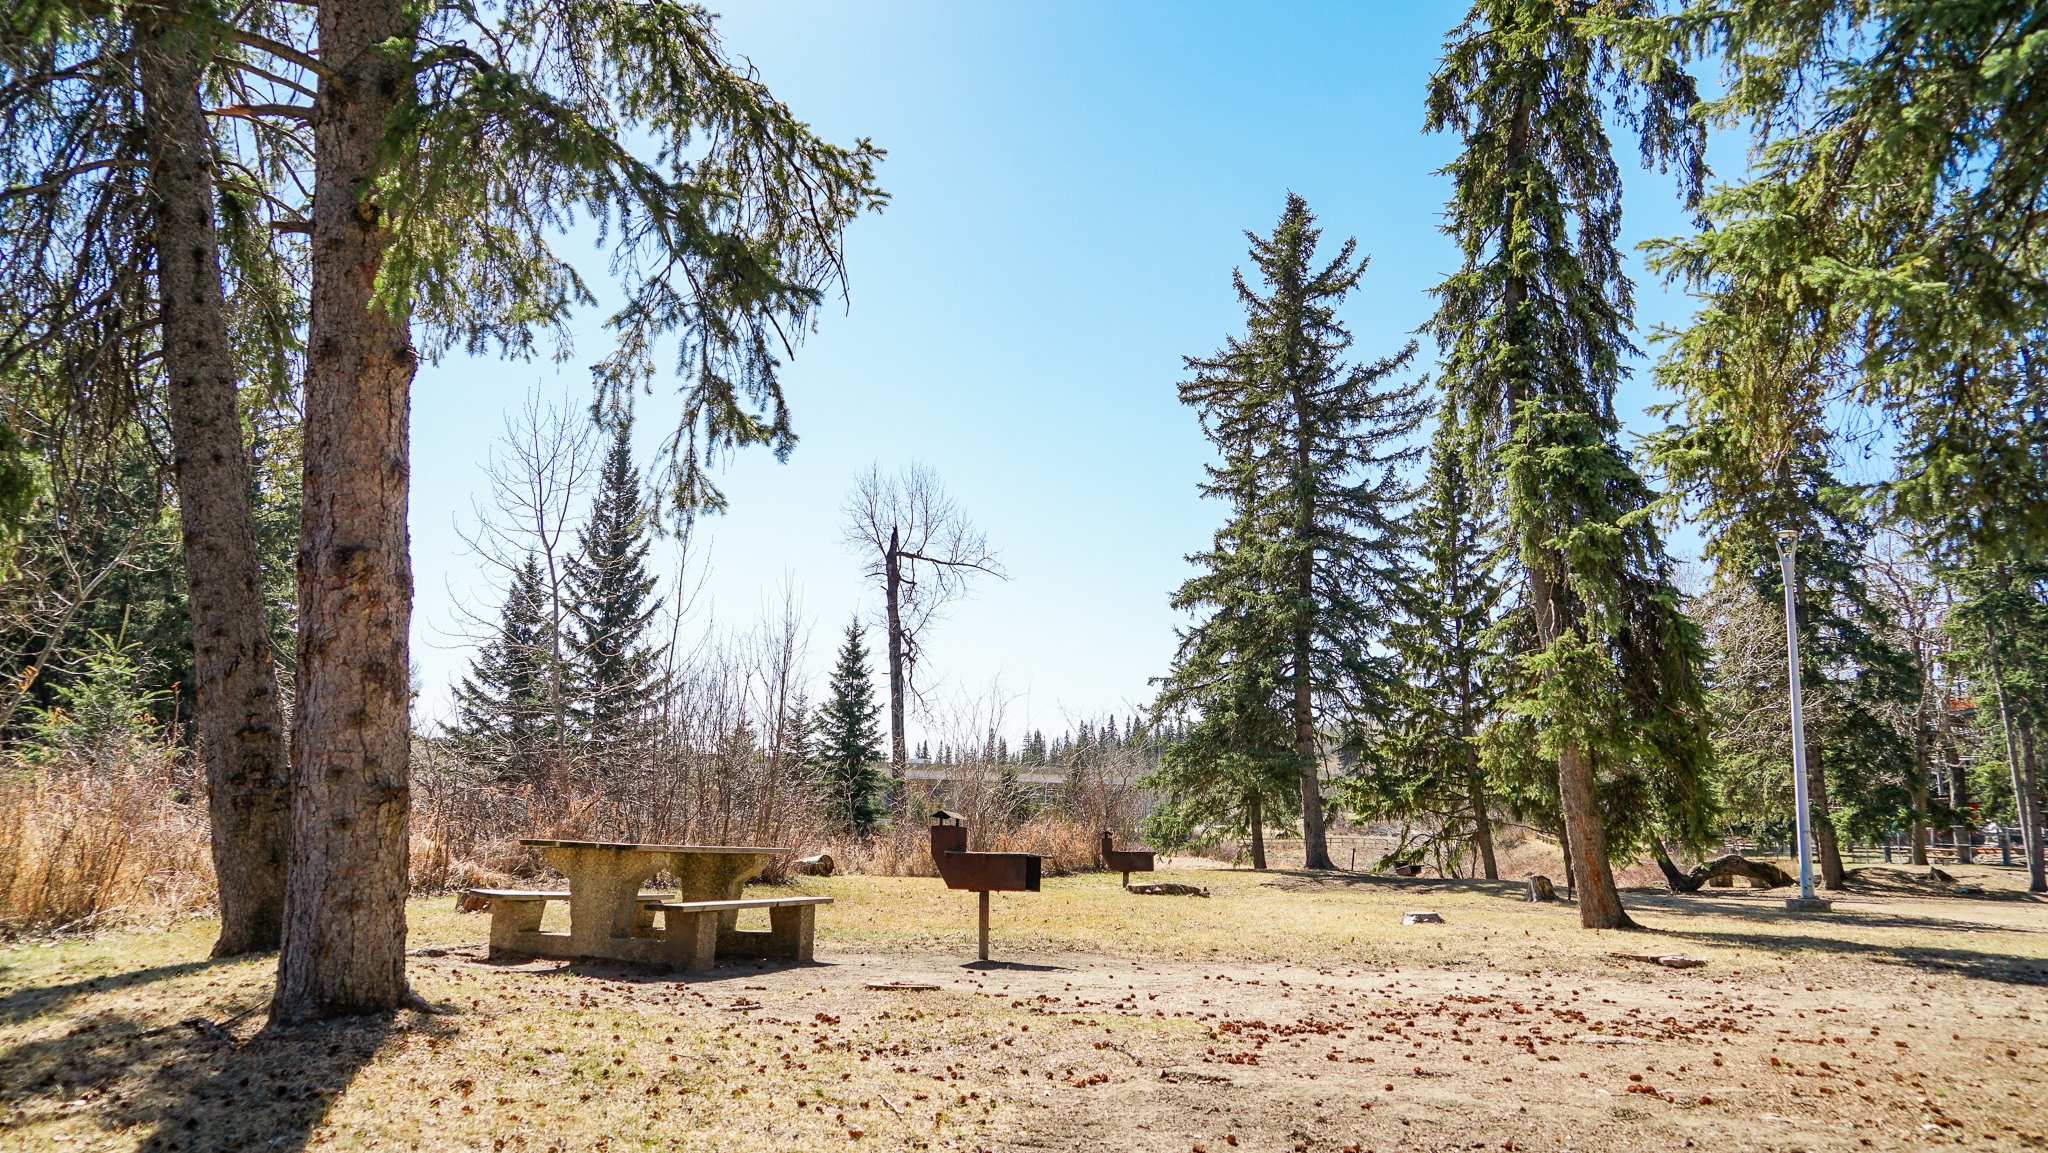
2,861,2043,1152
0,750,212,937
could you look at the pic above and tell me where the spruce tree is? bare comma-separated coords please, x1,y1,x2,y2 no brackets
566,420,663,755
1425,0,1715,927
454,554,554,777
1348,408,1513,877
1162,193,1427,871
813,620,886,834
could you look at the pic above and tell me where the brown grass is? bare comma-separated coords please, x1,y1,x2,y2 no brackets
0,746,212,936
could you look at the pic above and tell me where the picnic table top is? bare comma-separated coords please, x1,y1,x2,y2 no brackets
518,839,789,855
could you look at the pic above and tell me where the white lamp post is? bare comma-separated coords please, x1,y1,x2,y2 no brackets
1775,529,1832,913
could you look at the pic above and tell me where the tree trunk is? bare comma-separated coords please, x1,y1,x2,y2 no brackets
884,528,907,782
1558,744,1633,928
1907,714,1930,866
1984,621,2046,893
1650,840,1795,892
272,0,420,1022
1557,817,1575,892
1247,790,1266,871
2016,711,2047,893
1467,760,1497,880
1805,731,1847,891
138,15,292,958
1528,561,1630,928
1293,642,1332,870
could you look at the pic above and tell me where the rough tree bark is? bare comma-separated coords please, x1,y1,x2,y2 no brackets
271,0,421,1022
138,16,291,958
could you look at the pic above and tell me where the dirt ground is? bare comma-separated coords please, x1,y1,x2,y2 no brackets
1,862,2043,1152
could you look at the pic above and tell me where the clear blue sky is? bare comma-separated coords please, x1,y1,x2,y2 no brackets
409,1,1717,741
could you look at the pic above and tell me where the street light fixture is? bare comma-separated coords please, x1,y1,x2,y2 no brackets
1775,528,1832,913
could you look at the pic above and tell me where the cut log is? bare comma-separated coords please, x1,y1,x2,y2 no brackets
793,853,836,877
1525,875,1559,903
1652,839,1795,893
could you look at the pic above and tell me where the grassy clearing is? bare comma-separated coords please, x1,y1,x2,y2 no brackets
2,864,2044,1152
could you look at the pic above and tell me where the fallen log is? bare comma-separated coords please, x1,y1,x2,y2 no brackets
1126,881,1210,897
792,853,836,877
1652,839,1795,892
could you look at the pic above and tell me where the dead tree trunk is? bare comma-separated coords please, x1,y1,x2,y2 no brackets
272,0,421,1022
138,15,291,958
1651,839,1796,892
884,527,907,783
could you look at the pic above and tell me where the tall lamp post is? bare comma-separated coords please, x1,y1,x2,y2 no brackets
1775,529,1832,913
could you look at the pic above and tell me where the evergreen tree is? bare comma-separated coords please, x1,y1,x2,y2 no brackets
1425,0,1714,927
1346,408,1513,877
1160,193,1427,871
813,620,886,833
566,420,663,755
453,554,554,777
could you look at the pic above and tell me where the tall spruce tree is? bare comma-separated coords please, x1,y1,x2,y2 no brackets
1614,2,2048,891
1425,0,1715,927
1347,407,1512,877
813,620,886,833
566,419,663,755
453,554,554,777
1161,193,1427,871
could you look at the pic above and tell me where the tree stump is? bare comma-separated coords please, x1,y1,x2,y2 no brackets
1525,876,1559,903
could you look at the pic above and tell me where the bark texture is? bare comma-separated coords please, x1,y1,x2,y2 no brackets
272,0,419,1021
138,18,291,957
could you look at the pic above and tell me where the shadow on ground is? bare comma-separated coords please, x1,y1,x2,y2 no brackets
1638,924,2048,986
0,977,451,1151
0,959,216,1026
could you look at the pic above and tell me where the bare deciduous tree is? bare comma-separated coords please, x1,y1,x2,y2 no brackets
841,464,1002,784
450,392,598,764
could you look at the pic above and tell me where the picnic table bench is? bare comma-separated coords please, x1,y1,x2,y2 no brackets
464,839,830,971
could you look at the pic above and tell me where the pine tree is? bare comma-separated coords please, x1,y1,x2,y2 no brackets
1425,0,1714,927
566,420,663,756
1347,408,1513,877
1160,193,1428,871
453,554,554,777
813,620,886,834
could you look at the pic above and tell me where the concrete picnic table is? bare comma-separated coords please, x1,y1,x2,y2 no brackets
504,838,789,965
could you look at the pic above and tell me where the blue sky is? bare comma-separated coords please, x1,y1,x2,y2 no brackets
408,1,1719,741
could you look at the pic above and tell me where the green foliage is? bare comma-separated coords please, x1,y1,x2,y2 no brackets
21,634,171,763
565,419,661,750
370,0,888,518
1424,0,1715,855
1155,194,1425,850
453,554,556,777
812,620,885,834
1342,409,1514,856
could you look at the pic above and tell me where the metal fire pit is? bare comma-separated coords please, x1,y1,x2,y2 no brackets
1099,831,1156,888
929,810,1040,960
